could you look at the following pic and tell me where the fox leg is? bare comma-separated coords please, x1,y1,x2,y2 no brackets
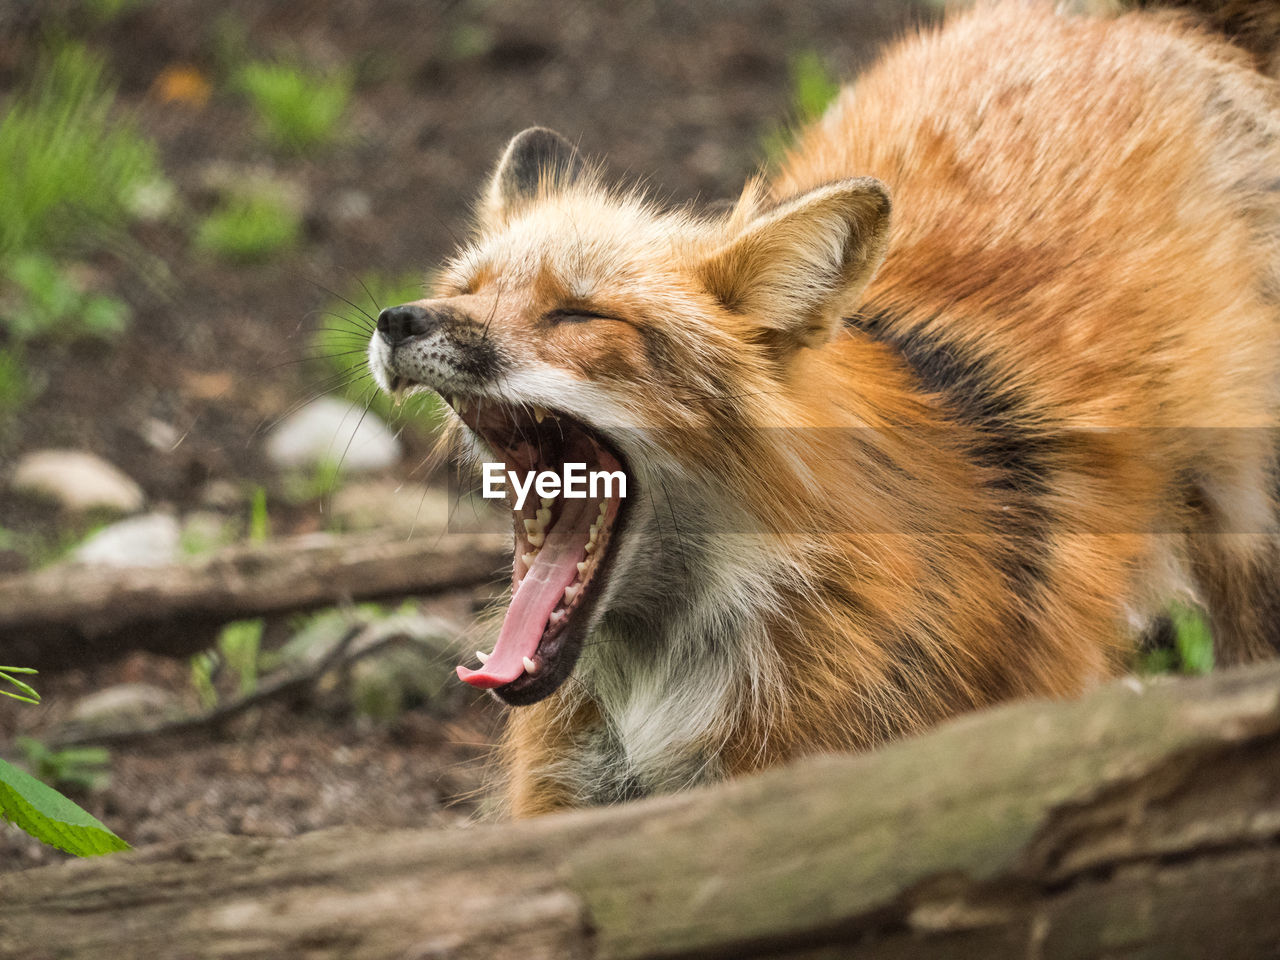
1186,452,1280,662
1190,532,1280,663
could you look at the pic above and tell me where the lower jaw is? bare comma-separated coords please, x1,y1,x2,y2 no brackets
489,636,582,705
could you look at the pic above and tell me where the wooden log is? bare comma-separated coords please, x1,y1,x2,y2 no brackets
0,532,509,670
2,663,1280,959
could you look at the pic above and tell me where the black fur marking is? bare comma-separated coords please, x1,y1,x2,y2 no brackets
848,308,1058,601
495,127,583,206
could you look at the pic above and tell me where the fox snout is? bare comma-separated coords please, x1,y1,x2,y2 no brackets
369,297,503,396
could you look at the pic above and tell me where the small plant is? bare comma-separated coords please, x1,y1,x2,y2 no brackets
190,650,219,710
0,666,40,704
761,50,842,163
188,487,270,702
248,485,271,543
195,190,301,263
16,738,112,794
218,619,265,697
284,456,345,505
0,43,164,258
1,252,130,343
0,670,129,856
1138,602,1215,675
234,60,352,153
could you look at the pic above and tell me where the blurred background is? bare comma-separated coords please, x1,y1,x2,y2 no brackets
0,0,957,868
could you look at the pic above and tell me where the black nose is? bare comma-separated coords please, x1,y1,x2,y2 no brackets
376,303,434,346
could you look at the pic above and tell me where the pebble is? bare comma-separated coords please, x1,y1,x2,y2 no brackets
68,683,182,729
73,512,181,567
265,397,402,474
11,449,145,514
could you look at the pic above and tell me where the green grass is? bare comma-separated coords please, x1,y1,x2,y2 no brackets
195,190,301,263
234,60,352,153
0,44,163,259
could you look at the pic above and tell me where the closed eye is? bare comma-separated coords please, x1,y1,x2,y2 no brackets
543,307,619,325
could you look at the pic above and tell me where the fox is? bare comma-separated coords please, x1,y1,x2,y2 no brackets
367,0,1280,816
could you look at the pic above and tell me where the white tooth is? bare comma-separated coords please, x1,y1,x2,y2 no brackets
476,650,490,665
528,531,544,547
599,501,608,516
584,542,595,554
536,508,552,526
523,518,541,534
563,584,579,604
576,561,588,575
522,656,538,674
521,551,538,566
540,497,554,509
534,406,547,423
456,397,468,414
549,610,566,626
588,522,599,539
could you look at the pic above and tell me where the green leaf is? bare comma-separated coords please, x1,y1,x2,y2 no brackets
0,756,129,856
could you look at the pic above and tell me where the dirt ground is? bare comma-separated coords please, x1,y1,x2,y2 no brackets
0,0,932,870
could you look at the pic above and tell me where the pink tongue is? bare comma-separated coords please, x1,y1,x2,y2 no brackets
457,496,593,689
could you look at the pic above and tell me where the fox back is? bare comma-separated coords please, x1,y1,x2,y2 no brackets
368,0,1280,815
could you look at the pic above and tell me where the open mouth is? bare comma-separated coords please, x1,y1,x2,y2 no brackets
431,390,630,705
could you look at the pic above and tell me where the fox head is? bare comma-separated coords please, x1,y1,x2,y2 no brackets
368,127,890,708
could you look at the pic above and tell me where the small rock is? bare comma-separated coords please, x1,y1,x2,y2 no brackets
68,683,183,729
73,512,181,567
330,188,372,223
265,397,402,474
11,449,145,514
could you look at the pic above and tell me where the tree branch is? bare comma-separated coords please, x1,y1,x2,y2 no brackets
3,663,1280,959
0,532,508,671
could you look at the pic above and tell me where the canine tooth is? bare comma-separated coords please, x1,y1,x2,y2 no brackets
476,650,490,665
521,551,538,566
536,507,551,526
522,656,538,674
563,584,580,604
456,397,468,414
534,406,547,423
528,531,545,547
576,561,588,575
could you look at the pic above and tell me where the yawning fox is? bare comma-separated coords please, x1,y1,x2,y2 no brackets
368,0,1280,815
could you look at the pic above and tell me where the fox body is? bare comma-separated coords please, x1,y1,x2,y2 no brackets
369,0,1280,815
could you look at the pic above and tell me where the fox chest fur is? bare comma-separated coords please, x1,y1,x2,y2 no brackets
368,0,1280,815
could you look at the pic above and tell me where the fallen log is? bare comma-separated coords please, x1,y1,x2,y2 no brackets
2,663,1280,959
0,532,508,671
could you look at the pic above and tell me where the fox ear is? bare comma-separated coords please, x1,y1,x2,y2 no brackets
483,127,584,224
698,178,891,350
